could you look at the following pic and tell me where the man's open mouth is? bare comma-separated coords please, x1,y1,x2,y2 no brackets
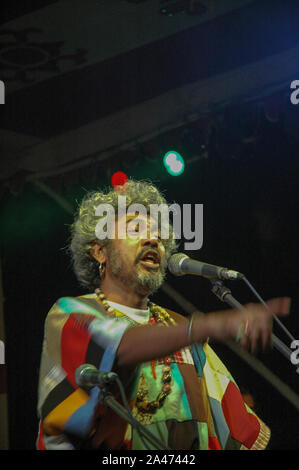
138,250,160,268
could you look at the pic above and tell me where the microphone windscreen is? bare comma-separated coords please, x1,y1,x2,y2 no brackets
167,253,188,276
75,364,96,387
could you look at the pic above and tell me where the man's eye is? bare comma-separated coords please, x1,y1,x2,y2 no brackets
131,224,139,233
127,224,140,235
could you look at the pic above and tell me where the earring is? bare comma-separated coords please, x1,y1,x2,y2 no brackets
99,262,106,277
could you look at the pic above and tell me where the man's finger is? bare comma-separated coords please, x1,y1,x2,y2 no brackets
266,297,291,316
249,328,259,354
261,325,271,350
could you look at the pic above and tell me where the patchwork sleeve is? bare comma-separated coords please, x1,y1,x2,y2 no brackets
37,296,131,444
199,343,271,450
239,404,271,450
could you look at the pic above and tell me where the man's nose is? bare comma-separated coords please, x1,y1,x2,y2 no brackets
141,237,159,248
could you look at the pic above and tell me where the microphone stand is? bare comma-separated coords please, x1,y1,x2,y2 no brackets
209,279,295,366
97,386,172,451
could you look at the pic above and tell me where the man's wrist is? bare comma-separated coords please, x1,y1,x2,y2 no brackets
188,313,210,344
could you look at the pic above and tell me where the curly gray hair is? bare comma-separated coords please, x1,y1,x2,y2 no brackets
68,179,179,292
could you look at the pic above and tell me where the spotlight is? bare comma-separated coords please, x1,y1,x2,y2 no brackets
163,151,185,176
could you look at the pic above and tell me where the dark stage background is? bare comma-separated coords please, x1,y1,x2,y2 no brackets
0,0,298,450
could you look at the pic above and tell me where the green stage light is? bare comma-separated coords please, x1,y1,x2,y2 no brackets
163,151,185,176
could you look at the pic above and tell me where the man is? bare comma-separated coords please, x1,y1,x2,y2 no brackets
36,179,289,450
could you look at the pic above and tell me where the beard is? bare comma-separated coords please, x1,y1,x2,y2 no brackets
105,243,166,295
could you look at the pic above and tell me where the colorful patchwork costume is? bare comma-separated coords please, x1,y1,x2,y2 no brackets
36,294,270,450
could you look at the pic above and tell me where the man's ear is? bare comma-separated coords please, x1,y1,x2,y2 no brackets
90,243,107,264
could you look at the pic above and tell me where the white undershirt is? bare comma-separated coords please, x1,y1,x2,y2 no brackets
106,300,150,325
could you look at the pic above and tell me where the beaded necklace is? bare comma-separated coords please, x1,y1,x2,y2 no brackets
94,287,175,415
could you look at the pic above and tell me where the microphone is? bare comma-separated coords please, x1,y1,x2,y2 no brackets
75,364,118,388
168,253,243,281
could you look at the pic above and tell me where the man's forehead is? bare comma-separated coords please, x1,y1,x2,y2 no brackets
117,212,158,226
